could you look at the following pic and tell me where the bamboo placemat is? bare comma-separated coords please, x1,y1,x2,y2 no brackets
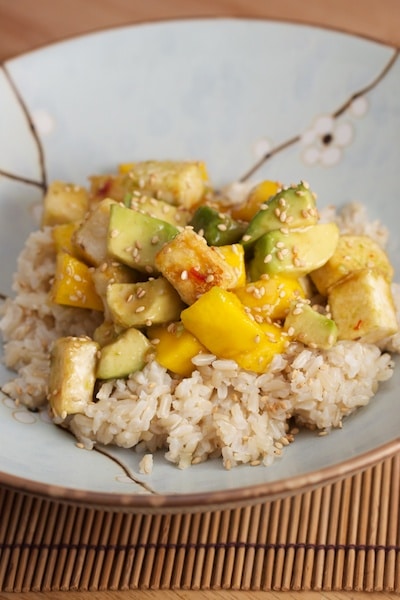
0,455,399,593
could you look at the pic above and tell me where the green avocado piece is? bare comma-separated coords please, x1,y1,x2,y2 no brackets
107,203,178,274
249,222,340,281
284,302,338,349
106,276,185,329
189,205,246,246
126,194,191,227
96,327,152,379
241,182,318,249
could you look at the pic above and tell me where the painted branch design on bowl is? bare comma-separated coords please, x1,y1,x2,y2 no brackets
239,50,399,181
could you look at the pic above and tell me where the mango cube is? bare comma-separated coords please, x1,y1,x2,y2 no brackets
147,322,206,377
51,252,104,311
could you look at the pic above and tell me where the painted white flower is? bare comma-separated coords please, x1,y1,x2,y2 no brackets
253,137,273,159
301,114,354,167
31,109,55,135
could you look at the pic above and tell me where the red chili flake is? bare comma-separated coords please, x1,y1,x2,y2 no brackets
189,267,207,282
354,319,363,331
97,178,112,197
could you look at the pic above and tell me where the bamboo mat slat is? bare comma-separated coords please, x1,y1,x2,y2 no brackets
0,455,399,593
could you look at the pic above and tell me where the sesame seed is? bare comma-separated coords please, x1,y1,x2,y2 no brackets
110,229,120,238
217,223,227,231
279,211,287,223
136,288,146,298
263,254,272,264
242,234,251,242
205,274,214,283
135,305,146,313
254,335,261,343
287,326,295,336
276,241,285,249
293,307,303,315
181,270,188,280
151,235,160,245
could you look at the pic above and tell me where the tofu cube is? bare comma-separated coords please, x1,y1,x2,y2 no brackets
328,269,398,344
72,198,116,266
155,228,238,305
48,336,99,419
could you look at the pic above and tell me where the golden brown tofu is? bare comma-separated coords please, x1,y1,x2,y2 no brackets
48,336,99,419
311,234,394,295
328,269,398,344
90,160,207,209
41,181,89,227
72,198,116,266
155,228,238,305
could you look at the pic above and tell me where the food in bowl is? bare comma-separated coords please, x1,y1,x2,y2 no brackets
1,160,399,471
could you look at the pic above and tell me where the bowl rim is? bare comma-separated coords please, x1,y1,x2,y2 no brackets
1,15,400,513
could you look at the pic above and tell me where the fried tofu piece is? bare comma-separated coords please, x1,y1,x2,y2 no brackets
48,336,99,419
155,228,238,305
42,181,89,227
72,198,117,266
311,234,394,295
328,269,398,344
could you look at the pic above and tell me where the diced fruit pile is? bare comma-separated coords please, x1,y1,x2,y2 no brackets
44,161,398,420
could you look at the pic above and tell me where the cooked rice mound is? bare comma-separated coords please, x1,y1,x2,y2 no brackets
0,203,398,469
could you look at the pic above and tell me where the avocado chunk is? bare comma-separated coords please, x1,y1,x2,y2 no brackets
189,205,246,246
284,302,338,349
310,234,394,295
328,269,398,344
107,203,178,274
106,276,185,328
48,336,99,419
241,182,318,249
96,327,152,379
127,194,191,227
249,222,340,281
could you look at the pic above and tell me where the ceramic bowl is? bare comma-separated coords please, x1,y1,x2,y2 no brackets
1,18,399,511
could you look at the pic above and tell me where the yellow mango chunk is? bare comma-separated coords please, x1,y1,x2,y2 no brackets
234,275,305,322
50,252,104,311
214,244,246,288
147,322,206,377
181,286,285,372
237,321,288,372
52,222,81,257
230,180,281,221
